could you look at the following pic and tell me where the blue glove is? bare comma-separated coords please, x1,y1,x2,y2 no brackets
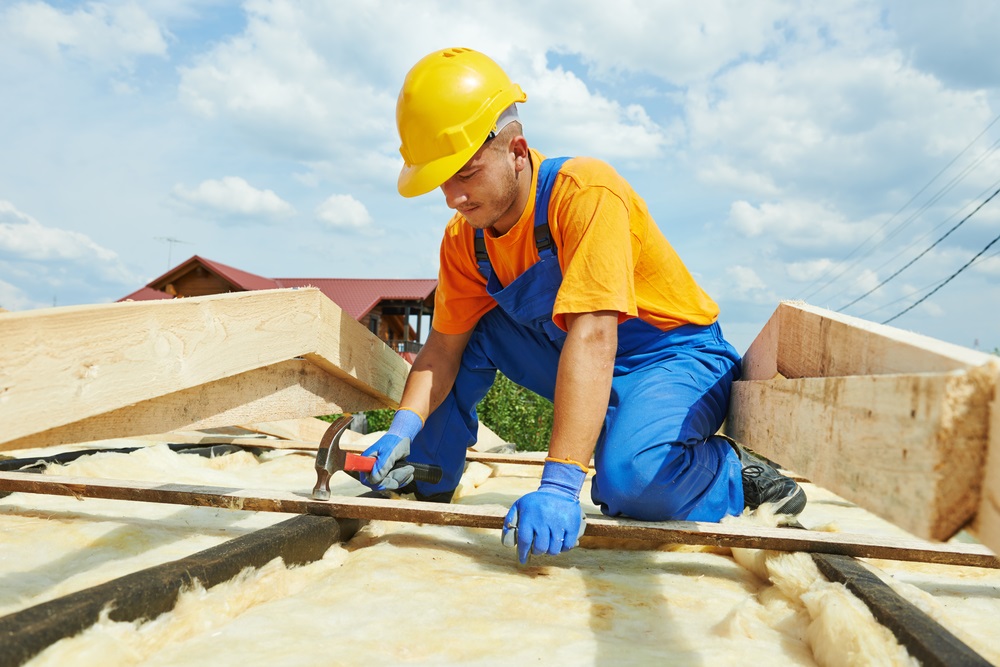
360,409,423,491
501,460,588,564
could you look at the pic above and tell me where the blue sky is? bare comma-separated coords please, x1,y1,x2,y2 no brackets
1,0,999,354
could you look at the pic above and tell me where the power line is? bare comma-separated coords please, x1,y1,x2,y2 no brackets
881,229,1000,325
855,246,1000,320
795,110,1000,301
836,183,1000,312
822,138,1000,306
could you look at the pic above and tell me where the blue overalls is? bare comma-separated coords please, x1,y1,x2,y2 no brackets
409,158,745,521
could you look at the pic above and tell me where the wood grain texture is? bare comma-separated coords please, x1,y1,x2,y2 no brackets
0,471,995,568
975,385,1000,555
728,370,993,541
0,289,408,448
744,301,994,380
1,360,385,452
734,300,1000,547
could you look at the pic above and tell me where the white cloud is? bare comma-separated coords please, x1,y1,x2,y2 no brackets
316,194,373,229
720,265,780,305
0,199,119,262
171,177,295,220
726,199,868,249
174,3,677,168
0,200,137,286
522,58,668,160
0,277,36,310
537,0,791,84
0,1,168,68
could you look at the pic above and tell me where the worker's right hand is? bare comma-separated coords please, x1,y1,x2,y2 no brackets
360,409,423,491
501,459,588,564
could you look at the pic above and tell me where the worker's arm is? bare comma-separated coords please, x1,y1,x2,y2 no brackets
397,327,475,421
548,311,618,465
361,327,473,490
503,311,618,564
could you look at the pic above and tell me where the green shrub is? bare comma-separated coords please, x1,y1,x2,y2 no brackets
477,372,553,451
321,373,553,452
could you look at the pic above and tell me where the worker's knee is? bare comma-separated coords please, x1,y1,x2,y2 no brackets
592,439,734,522
592,446,697,521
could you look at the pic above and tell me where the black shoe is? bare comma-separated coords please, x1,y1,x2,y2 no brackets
398,481,455,504
722,436,807,516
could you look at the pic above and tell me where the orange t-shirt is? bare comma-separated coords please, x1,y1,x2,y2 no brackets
432,149,719,334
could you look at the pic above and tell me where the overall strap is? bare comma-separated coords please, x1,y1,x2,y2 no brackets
475,156,572,278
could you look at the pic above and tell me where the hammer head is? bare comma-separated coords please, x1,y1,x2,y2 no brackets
311,414,355,500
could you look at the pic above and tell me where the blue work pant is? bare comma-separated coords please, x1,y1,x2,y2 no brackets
408,308,745,522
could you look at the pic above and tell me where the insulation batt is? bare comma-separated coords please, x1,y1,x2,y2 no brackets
0,437,998,666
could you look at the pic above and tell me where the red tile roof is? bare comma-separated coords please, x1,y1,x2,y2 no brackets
274,278,437,319
120,256,436,321
119,286,174,302
199,257,280,291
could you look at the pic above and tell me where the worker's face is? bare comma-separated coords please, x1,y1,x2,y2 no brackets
440,134,528,235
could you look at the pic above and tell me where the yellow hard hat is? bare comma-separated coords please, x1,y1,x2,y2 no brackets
396,47,527,198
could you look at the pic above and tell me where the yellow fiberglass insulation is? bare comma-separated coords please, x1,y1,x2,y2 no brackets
1,434,998,667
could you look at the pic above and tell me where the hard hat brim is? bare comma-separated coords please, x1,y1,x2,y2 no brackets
397,142,480,198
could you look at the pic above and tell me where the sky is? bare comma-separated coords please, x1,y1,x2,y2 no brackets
1,0,999,355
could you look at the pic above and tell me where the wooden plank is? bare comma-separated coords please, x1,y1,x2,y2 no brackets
238,417,332,443
0,288,409,448
0,514,361,667
975,386,1000,555
1,360,386,452
0,471,995,568
727,370,993,541
743,301,995,380
812,553,992,667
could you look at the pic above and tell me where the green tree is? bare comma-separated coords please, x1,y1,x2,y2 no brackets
476,372,553,451
322,372,553,451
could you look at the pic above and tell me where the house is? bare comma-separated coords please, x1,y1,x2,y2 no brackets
120,255,436,359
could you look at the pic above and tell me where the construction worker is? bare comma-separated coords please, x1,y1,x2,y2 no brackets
360,47,805,564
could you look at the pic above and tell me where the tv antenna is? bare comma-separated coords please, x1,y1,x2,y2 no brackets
155,237,193,269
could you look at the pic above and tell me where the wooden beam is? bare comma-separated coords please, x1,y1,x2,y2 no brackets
733,300,1000,548
742,301,995,380
975,388,1000,551
1,360,386,452
0,289,408,448
237,416,332,443
0,514,361,667
812,553,992,666
728,370,993,541
0,471,995,568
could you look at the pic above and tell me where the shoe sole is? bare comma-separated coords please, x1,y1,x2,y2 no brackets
769,486,807,516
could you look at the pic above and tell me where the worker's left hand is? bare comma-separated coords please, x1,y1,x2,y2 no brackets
360,409,423,492
502,460,588,564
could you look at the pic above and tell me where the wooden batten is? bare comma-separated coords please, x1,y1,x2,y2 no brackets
0,289,408,450
1,360,384,452
728,300,1000,549
238,416,333,444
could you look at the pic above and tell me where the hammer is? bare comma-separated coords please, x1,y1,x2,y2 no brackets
311,414,443,500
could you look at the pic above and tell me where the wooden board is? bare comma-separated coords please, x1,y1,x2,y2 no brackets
0,471,995,568
812,553,992,667
237,416,332,443
728,370,993,541
1,360,384,452
0,289,408,448
975,389,1000,550
0,514,360,667
742,301,995,381
731,300,1000,549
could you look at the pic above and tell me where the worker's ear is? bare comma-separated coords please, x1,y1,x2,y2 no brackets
509,135,529,174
